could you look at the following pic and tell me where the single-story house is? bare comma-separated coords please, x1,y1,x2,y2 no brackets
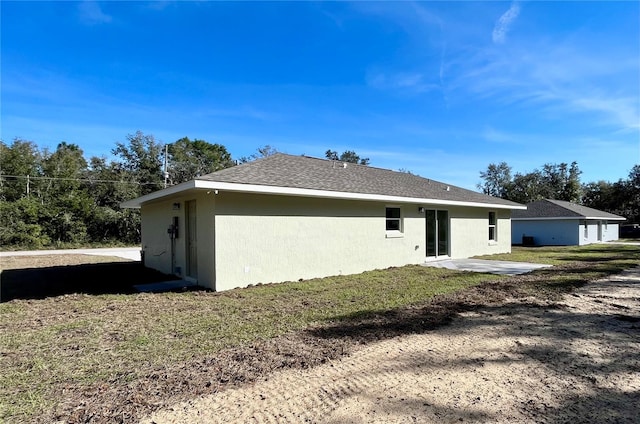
511,199,625,246
122,154,525,291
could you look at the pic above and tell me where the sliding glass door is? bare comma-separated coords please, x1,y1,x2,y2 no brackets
426,209,449,258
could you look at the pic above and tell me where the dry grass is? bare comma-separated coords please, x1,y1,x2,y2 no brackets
1,261,497,422
0,254,131,271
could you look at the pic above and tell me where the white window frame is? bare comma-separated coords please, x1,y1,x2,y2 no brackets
488,211,497,243
385,206,403,238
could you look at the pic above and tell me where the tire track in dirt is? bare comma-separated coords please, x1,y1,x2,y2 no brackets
143,268,640,424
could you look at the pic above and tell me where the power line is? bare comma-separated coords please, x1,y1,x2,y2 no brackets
0,174,169,186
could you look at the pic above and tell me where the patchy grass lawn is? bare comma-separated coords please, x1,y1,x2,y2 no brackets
475,243,639,265
1,244,638,423
0,263,498,422
474,244,640,301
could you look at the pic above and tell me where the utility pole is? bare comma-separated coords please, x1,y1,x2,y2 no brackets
163,144,169,189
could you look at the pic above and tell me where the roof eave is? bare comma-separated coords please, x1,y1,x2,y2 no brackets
120,180,197,209
122,180,526,210
512,216,626,221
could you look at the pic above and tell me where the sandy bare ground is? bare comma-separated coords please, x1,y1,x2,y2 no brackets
143,267,640,424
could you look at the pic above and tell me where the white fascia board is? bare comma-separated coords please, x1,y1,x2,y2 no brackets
121,179,526,210
512,216,626,221
194,181,526,210
120,180,197,209
512,217,579,221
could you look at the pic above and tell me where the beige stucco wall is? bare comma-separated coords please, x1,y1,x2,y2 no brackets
140,190,215,287
213,193,426,291
449,207,512,258
139,190,513,291
140,201,176,276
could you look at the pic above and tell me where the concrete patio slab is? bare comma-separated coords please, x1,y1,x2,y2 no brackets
423,258,552,275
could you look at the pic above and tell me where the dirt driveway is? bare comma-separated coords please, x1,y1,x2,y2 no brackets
0,247,141,261
143,268,640,423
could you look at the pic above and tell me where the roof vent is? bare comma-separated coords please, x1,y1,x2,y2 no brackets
343,163,347,169
446,186,450,191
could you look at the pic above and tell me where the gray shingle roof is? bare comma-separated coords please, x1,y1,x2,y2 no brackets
197,153,523,207
512,199,625,220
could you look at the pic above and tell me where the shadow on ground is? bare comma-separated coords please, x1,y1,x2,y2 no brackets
19,254,640,423
303,265,640,423
127,265,639,424
1,262,177,302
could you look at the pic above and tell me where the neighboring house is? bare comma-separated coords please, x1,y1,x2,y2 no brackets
620,224,640,238
122,154,525,291
511,199,626,246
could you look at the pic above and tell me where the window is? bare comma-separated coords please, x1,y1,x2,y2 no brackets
386,207,402,232
488,212,497,241
584,221,588,238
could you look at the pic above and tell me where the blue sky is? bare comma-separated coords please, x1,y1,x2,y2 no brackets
1,1,638,190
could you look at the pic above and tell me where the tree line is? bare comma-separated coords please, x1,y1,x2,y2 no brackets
478,161,640,223
0,132,238,248
5,128,634,250
0,131,370,249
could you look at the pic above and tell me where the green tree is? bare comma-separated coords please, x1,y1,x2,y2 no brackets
582,166,640,223
112,131,164,196
478,161,582,203
538,162,582,202
398,168,416,175
477,162,512,198
87,156,137,209
239,145,279,163
85,156,141,243
506,171,543,204
617,165,640,223
628,165,640,223
0,135,152,248
0,197,50,247
41,142,88,195
40,142,93,244
168,137,234,184
563,162,583,202
0,138,43,201
325,149,370,165
581,180,616,211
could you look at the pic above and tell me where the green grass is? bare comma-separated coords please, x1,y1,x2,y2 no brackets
0,266,498,421
1,243,639,422
475,244,640,299
474,244,639,265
